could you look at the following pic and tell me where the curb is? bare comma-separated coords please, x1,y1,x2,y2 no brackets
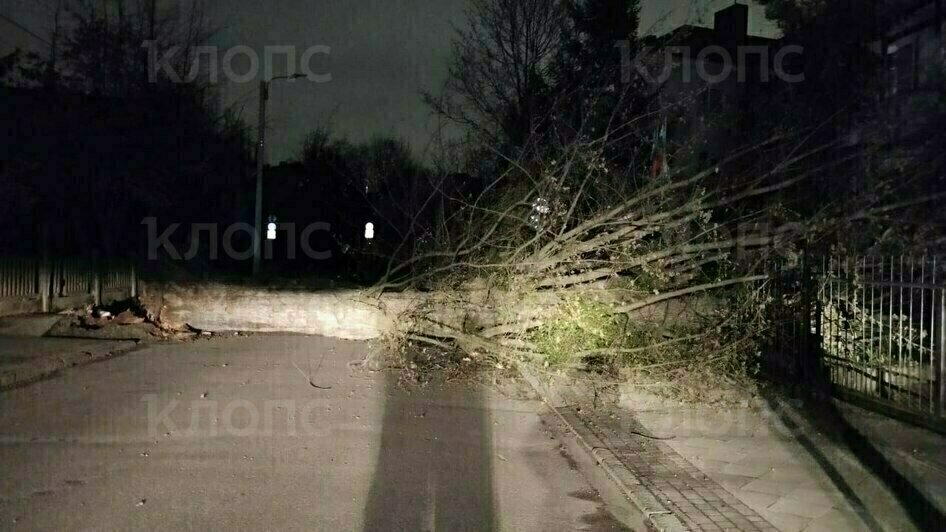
0,340,142,392
518,364,687,532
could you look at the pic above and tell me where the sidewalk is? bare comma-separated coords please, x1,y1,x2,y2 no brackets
522,368,946,532
0,314,62,337
0,336,139,390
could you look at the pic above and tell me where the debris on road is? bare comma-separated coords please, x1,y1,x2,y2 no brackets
45,298,218,342
113,310,145,325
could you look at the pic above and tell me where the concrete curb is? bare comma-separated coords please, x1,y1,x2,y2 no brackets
0,340,141,392
518,364,686,532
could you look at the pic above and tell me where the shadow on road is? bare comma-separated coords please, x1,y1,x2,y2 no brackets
760,386,946,531
362,373,497,531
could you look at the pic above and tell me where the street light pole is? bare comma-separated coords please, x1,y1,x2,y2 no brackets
252,80,268,276
252,74,305,276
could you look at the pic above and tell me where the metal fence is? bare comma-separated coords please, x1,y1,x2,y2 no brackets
0,258,38,297
766,256,945,432
55,258,94,296
0,257,135,306
102,264,132,291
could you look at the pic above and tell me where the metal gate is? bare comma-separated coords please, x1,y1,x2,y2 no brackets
766,256,945,432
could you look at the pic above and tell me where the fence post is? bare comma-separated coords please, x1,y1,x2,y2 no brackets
936,288,946,417
92,259,102,307
39,256,51,313
801,246,824,397
801,249,811,388
130,262,137,299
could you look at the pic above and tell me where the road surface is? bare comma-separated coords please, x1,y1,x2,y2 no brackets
0,335,631,531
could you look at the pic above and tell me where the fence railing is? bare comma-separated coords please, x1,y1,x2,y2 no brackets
766,256,945,432
0,258,38,298
56,258,93,296
0,257,135,309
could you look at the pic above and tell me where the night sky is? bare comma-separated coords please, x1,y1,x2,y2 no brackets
211,0,774,164
204,0,468,164
1,0,467,163
1,0,778,164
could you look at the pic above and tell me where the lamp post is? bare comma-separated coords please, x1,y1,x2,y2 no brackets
253,73,306,276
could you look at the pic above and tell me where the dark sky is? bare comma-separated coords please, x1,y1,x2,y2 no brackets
206,0,468,164
2,1,777,164
209,0,776,163
1,0,468,163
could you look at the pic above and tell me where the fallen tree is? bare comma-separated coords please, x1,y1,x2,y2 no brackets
354,132,778,393
359,111,946,399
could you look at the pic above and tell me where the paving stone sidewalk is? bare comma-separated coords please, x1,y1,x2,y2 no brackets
579,382,944,532
624,391,945,532
567,404,778,531
522,363,946,532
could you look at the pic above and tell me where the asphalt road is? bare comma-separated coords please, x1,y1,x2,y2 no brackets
0,335,631,531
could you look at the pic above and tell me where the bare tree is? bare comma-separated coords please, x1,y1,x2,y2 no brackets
3,0,250,260
424,0,567,153
9,0,216,97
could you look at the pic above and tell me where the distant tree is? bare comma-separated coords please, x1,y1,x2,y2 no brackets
7,0,69,88
551,0,646,159
0,49,19,81
15,0,214,97
3,0,253,263
299,130,436,270
427,0,654,169
423,0,567,154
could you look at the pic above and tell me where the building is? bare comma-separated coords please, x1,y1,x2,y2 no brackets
644,1,943,207
644,3,782,173
639,0,781,39
875,0,945,143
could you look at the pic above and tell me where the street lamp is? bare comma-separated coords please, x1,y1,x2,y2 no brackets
253,73,307,276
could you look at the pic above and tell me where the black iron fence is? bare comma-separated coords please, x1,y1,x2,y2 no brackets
765,256,945,432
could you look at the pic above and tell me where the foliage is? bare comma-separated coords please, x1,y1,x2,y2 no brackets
373,121,850,400
817,276,936,368
529,296,621,366
374,0,946,403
